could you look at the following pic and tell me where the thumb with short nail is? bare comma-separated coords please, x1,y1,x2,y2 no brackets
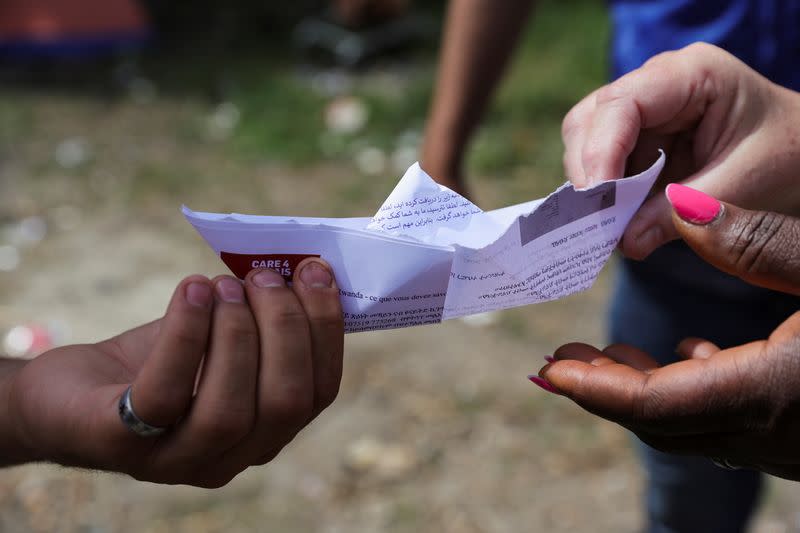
618,193,680,260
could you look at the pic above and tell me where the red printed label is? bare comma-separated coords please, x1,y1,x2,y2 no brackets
220,252,320,281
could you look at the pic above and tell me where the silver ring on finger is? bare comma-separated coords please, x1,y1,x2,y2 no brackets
118,385,168,437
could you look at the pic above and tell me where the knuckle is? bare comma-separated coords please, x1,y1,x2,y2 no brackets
307,312,345,335
583,133,631,169
640,55,661,70
263,384,314,426
217,317,259,347
266,306,310,331
643,49,679,70
561,107,582,139
172,328,201,348
758,339,800,432
593,83,624,106
137,389,188,421
632,376,667,428
581,142,620,180
636,393,667,428
708,356,771,433
581,142,604,169
192,409,253,443
683,41,716,57
595,82,633,107
728,211,792,276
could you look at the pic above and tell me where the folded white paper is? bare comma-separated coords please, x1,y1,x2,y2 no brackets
184,153,664,333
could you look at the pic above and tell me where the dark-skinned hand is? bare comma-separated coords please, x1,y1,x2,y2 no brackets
532,185,800,480
1,258,344,488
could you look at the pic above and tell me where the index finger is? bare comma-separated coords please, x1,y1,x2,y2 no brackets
130,276,213,427
574,43,738,184
541,345,760,436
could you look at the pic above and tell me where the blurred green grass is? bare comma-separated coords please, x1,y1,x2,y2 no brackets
227,0,610,196
0,0,609,211
470,0,609,196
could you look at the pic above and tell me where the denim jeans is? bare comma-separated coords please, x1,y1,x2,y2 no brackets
609,241,799,533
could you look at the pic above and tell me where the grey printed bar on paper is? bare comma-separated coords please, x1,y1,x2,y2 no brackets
519,181,616,246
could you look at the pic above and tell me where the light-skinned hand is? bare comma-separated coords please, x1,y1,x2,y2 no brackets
561,42,800,259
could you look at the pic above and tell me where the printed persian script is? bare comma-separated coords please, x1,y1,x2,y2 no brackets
184,153,664,333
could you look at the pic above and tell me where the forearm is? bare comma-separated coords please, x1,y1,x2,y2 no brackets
0,358,31,466
421,0,535,184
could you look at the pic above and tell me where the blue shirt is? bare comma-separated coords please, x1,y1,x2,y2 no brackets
610,0,800,90
608,0,800,300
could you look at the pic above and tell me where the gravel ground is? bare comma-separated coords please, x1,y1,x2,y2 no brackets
2,205,800,533
2,88,799,533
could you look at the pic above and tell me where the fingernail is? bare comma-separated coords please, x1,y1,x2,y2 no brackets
186,282,212,308
545,356,556,364
216,277,245,303
251,268,285,288
298,260,333,288
528,375,560,394
665,183,722,225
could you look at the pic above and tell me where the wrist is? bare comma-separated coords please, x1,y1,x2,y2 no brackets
420,132,465,187
0,358,35,466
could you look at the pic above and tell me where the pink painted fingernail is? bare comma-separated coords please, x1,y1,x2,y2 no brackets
186,282,212,308
545,356,556,364
665,183,722,225
527,375,559,394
